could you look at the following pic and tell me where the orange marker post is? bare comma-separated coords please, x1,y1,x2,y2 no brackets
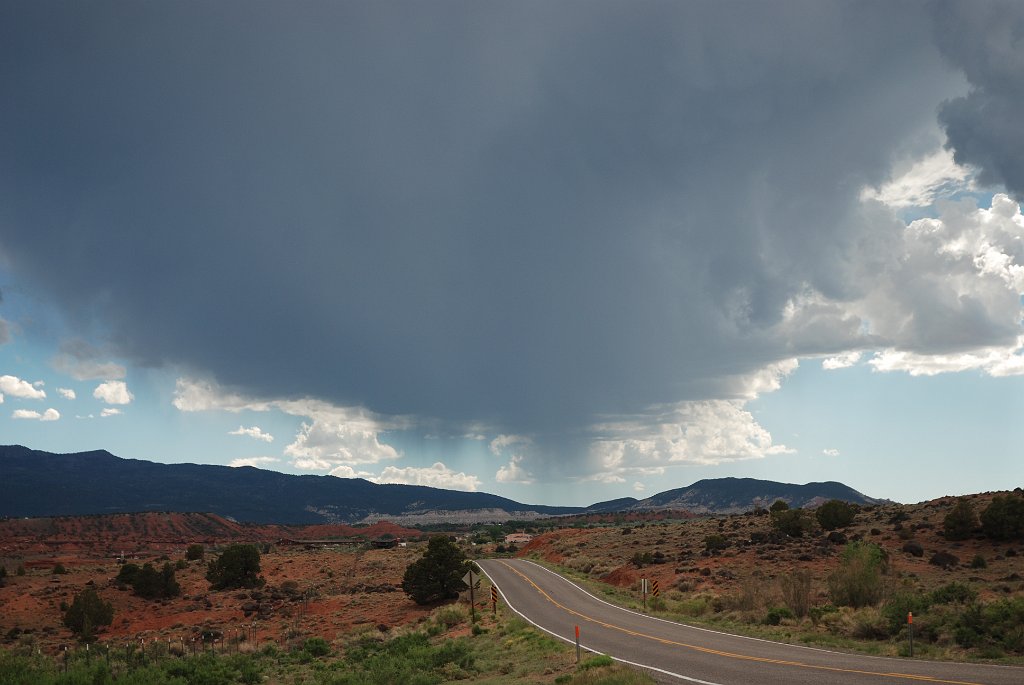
575,625,580,663
908,612,914,657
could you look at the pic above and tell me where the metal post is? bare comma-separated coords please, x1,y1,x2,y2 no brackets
642,578,647,612
469,571,476,624
575,625,580,663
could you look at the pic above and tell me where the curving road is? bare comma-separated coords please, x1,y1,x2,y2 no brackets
478,558,1024,685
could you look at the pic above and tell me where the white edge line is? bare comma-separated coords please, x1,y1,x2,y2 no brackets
478,560,724,685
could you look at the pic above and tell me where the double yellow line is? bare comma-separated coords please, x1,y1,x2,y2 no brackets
499,561,983,685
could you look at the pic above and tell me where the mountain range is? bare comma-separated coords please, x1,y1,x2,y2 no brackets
0,445,883,524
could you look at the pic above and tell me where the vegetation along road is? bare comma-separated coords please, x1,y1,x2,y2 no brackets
478,558,1024,685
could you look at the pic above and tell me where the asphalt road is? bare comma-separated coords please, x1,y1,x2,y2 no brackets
477,558,1024,685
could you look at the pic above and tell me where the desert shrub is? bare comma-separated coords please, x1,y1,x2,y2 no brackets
16,564,25,576
185,544,205,561
728,575,774,613
882,590,930,635
828,541,887,608
207,544,262,590
970,554,987,569
63,588,114,640
769,500,789,513
952,597,1024,653
52,563,67,575
816,500,856,530
765,606,794,625
780,568,812,618
567,556,598,574
771,509,813,538
808,604,838,625
402,536,470,605
980,495,1024,541
303,637,331,657
631,552,654,567
703,535,728,555
943,498,978,541
850,607,889,639
117,562,141,586
930,581,977,605
336,631,475,683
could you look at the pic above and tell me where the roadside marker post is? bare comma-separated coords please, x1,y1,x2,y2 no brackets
490,585,498,615
908,612,914,657
463,569,477,624
641,578,648,612
575,625,580,663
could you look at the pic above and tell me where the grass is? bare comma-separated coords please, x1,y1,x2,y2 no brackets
0,603,654,685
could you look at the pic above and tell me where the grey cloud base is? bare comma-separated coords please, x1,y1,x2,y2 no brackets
0,2,1021,443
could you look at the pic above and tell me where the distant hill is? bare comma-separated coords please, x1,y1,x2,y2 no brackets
629,477,883,514
0,446,884,524
0,445,581,524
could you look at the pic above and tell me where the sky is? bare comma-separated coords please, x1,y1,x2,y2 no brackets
1,1,1023,508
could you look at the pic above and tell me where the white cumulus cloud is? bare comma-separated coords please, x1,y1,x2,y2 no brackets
100,408,122,417
589,399,794,478
495,455,534,484
228,425,274,443
57,387,76,400
12,408,60,421
822,448,840,457
0,375,46,400
93,380,133,405
371,462,481,491
489,434,531,456
822,352,862,370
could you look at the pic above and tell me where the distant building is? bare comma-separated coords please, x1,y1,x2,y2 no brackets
504,533,533,545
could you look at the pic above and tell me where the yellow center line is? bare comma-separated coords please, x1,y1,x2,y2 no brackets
498,561,983,685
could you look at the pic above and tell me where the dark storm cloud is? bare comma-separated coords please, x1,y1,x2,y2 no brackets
934,1,1024,198
0,2,982,434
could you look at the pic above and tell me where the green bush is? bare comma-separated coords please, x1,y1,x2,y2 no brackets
815,500,855,530
827,542,887,608
206,544,262,590
703,535,729,554
970,554,987,569
931,581,977,605
980,495,1024,541
769,499,789,513
303,637,331,657
186,544,205,561
882,590,930,635
132,562,181,599
52,563,67,575
765,606,795,625
943,498,978,541
63,588,114,640
771,509,813,538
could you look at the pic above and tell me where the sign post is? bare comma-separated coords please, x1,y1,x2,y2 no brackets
462,569,477,624
490,585,498,615
642,578,648,612
575,625,580,663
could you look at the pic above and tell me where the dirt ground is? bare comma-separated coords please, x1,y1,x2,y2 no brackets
0,514,431,654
